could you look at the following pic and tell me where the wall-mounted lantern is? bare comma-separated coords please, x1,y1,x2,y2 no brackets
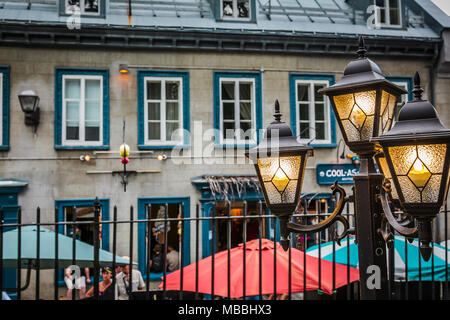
18,89,40,132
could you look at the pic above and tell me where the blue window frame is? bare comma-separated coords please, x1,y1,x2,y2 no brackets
55,198,110,285
0,66,10,150
289,73,337,148
213,71,262,148
137,197,191,278
386,76,413,120
137,70,190,149
55,68,109,150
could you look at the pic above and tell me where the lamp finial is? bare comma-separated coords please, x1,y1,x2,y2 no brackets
274,99,282,122
357,35,367,59
413,71,424,101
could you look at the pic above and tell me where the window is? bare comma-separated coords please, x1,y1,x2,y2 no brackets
374,0,402,27
386,76,413,122
214,72,262,147
290,74,337,147
221,0,251,20
0,66,10,150
137,71,190,149
55,68,109,149
66,0,100,15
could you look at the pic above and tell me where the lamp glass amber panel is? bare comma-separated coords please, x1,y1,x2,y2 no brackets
257,155,303,205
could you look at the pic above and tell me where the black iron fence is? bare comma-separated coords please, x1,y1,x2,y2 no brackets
0,197,449,300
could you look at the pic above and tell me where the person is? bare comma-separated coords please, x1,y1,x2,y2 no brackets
116,263,145,300
166,245,179,272
64,266,90,299
85,267,116,300
149,243,165,273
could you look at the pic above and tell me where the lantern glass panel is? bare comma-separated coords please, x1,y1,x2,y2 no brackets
378,155,399,199
387,143,447,203
257,155,303,205
333,90,377,142
19,96,38,113
379,91,397,135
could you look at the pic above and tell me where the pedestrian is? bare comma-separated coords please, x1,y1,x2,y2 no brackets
64,266,90,299
149,243,165,273
116,263,145,300
85,267,116,300
166,245,179,272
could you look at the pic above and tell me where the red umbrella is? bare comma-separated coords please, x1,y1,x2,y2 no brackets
159,238,359,298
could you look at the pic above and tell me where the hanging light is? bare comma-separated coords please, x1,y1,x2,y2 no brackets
318,36,406,156
246,100,313,249
373,72,450,261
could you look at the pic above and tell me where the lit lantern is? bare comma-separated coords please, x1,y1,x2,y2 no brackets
374,150,400,204
246,100,312,249
318,36,406,156
120,143,130,164
373,72,450,260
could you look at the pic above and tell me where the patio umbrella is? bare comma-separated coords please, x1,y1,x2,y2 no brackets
1,226,134,269
307,236,450,281
159,238,359,297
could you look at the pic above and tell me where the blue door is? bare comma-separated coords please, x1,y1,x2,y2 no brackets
1,193,19,299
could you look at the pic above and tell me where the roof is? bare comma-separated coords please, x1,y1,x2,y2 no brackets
0,0,444,40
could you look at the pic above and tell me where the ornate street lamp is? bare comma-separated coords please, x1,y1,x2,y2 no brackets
318,36,406,156
247,100,351,250
373,72,450,260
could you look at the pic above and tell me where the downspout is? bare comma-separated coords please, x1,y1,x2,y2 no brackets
427,41,440,240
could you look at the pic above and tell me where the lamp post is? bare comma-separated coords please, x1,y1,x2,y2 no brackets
247,36,450,300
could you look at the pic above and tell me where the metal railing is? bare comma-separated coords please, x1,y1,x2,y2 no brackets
0,197,449,300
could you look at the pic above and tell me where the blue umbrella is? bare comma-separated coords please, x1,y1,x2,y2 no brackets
2,226,135,269
306,236,450,281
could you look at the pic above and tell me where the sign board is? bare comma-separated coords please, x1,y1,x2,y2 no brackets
316,163,359,185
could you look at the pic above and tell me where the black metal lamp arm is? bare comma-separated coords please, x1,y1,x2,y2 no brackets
378,189,418,241
286,181,354,245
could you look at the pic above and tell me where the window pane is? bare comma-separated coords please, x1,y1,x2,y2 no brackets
85,123,100,141
148,122,161,140
65,79,80,99
66,102,79,121
148,103,160,121
240,122,252,138
390,8,399,25
376,0,384,6
389,0,398,8
223,122,235,139
299,104,309,120
147,82,161,100
300,123,309,139
84,0,99,13
85,101,100,121
166,81,179,100
239,83,252,100
297,84,309,102
315,85,325,102
222,0,233,17
315,103,325,121
66,122,79,140
223,103,234,120
66,0,80,13
166,122,179,141
222,82,235,100
380,8,386,23
240,102,252,120
316,123,326,140
85,80,100,99
166,102,179,121
237,0,250,18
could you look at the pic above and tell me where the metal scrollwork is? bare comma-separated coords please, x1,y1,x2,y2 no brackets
378,179,418,241
287,181,354,244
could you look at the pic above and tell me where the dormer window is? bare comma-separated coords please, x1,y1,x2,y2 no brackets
65,0,100,15
375,0,402,28
221,0,250,20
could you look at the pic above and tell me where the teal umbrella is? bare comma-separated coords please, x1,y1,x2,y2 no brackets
2,226,134,269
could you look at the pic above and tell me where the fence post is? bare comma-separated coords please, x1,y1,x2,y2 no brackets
54,208,59,300
93,198,101,300
0,207,3,300
36,207,40,300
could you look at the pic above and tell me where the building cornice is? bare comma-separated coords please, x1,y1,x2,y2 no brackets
0,23,441,58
